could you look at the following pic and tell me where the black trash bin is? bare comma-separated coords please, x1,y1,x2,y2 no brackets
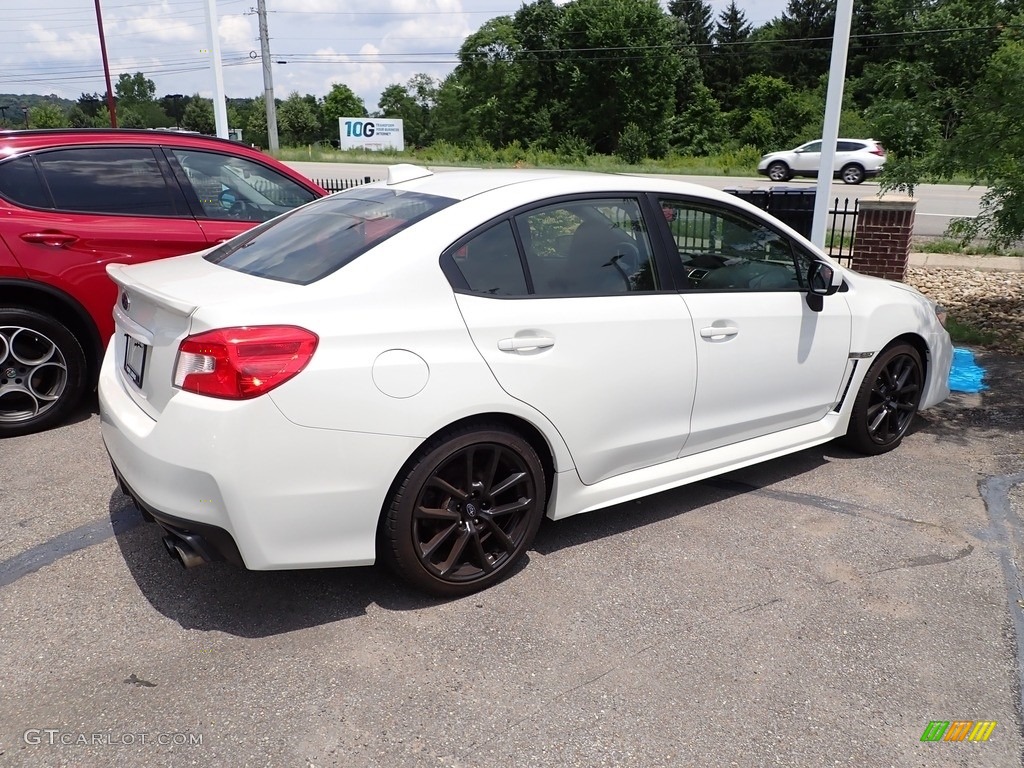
765,186,816,238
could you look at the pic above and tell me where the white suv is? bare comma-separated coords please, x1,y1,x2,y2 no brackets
757,139,886,185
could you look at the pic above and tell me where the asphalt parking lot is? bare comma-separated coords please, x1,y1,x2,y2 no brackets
2,351,1022,767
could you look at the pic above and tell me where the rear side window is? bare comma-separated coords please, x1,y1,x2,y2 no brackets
169,148,317,222
0,156,52,208
206,187,454,284
34,147,179,216
450,221,528,296
837,141,865,152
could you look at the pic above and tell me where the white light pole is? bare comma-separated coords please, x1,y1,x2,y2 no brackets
204,0,229,139
811,0,855,249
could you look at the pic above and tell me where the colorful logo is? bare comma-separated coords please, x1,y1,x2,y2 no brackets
920,721,996,742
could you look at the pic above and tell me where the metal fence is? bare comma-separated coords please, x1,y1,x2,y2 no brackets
825,196,859,266
314,176,377,193
727,187,859,266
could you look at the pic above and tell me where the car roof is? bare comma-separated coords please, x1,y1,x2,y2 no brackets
372,166,747,207
0,128,267,160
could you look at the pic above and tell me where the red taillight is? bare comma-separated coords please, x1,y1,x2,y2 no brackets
174,326,318,400
871,143,886,157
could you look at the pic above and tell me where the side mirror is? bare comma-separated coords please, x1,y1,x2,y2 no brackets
807,260,841,297
805,261,841,311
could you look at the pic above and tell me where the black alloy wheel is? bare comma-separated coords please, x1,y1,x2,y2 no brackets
844,343,923,455
382,425,546,597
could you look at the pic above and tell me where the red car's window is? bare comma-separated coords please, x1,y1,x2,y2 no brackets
33,147,181,216
0,156,53,208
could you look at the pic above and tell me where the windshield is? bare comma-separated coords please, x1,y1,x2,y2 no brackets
205,187,455,284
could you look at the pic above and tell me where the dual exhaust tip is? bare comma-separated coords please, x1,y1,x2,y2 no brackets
162,532,209,569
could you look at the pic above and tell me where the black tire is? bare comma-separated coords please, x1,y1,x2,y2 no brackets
0,307,88,438
767,161,790,182
840,163,865,185
381,424,547,597
843,343,923,455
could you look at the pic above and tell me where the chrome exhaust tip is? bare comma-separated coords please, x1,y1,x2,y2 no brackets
162,535,206,569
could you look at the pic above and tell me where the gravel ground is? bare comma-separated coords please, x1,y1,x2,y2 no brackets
906,266,1024,356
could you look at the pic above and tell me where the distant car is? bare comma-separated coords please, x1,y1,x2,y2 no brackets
99,164,952,597
0,128,326,437
757,139,886,185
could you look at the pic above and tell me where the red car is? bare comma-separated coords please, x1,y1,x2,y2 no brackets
0,129,326,437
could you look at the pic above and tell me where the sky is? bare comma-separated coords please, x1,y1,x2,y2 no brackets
1,0,787,111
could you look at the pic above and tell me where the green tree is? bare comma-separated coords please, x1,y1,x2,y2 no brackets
762,0,836,89
709,1,754,110
246,97,269,148
455,15,523,146
321,83,367,144
160,94,190,127
944,21,1024,245
557,0,681,156
728,74,814,152
377,75,437,147
115,72,156,105
182,96,215,135
670,83,725,155
668,0,714,85
430,74,468,144
77,92,104,118
278,92,321,145
29,103,69,129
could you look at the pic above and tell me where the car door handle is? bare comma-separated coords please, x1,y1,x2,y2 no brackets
700,326,739,339
20,231,79,247
498,335,555,353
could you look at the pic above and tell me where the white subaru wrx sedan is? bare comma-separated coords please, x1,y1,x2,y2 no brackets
99,165,952,597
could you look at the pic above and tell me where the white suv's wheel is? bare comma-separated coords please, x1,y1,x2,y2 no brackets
767,161,790,182
841,163,865,185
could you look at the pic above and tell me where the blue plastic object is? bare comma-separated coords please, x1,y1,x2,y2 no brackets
948,347,988,393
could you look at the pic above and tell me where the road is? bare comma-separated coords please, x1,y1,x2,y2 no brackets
287,160,983,239
2,353,1023,766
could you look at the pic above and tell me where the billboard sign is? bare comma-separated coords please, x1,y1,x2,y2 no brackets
338,118,404,151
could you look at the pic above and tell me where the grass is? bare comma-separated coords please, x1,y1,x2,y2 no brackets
275,144,768,177
913,238,1024,257
946,316,1000,347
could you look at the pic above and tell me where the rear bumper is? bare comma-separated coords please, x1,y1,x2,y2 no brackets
98,342,423,570
110,461,245,567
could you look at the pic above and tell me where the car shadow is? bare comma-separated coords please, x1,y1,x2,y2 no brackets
111,353,1019,636
111,447,832,636
110,491,443,638
531,445,832,556
65,391,100,428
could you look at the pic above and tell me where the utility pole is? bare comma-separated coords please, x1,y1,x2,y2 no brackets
256,0,279,151
93,0,117,127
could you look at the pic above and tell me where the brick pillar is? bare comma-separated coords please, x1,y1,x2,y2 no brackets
850,196,916,282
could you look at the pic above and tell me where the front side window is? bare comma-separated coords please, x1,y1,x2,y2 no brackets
170,149,317,223
517,198,657,296
800,142,822,153
207,187,454,284
659,199,802,292
34,147,179,216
